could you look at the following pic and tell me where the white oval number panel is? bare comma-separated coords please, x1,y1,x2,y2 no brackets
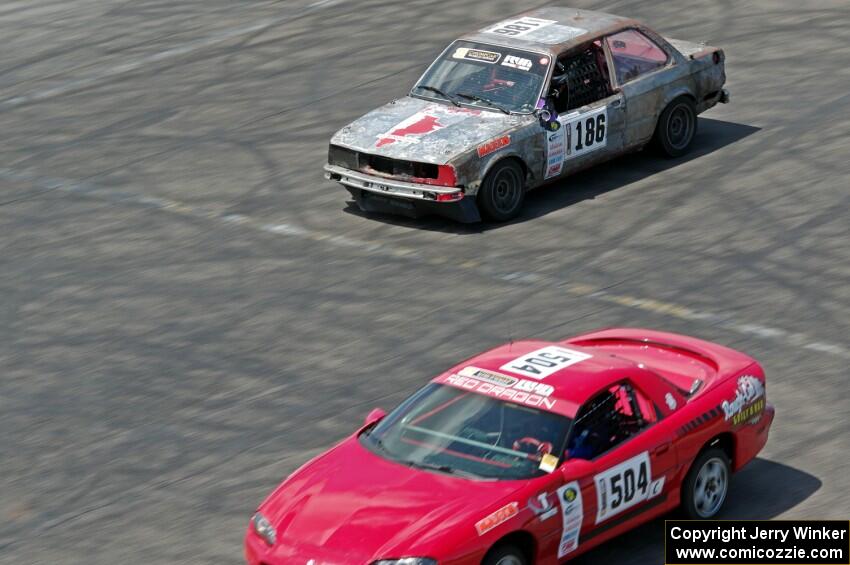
500,346,592,379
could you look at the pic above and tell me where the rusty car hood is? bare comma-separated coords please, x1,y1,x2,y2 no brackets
330,96,527,165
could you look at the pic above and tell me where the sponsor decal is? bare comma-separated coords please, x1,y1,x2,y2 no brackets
477,135,511,158
375,107,475,147
500,345,591,379
444,370,558,412
461,366,518,387
648,476,665,499
594,451,656,524
458,366,554,396
665,392,678,410
475,502,519,535
721,375,765,426
483,17,557,38
545,127,565,179
528,492,558,521
501,55,532,71
453,47,501,64
557,482,583,557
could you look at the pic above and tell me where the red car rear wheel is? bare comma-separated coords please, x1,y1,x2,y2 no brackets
682,447,731,518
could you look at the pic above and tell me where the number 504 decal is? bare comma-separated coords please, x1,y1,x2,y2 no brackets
594,451,664,523
563,106,607,159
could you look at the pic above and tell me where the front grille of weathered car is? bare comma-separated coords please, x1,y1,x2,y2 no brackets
328,144,439,180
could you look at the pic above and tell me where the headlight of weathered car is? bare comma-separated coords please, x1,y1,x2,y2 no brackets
328,144,359,169
372,557,437,565
250,512,276,546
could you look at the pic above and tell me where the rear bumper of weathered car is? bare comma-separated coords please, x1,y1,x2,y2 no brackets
324,164,481,223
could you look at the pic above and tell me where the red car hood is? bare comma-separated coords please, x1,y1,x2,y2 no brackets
259,437,523,563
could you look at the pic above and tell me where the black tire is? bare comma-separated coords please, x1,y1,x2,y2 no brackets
483,544,527,565
653,96,698,157
681,447,731,519
477,159,525,222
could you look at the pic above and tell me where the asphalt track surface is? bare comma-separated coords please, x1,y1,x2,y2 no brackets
0,1,848,563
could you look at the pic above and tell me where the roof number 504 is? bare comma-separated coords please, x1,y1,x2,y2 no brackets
500,345,592,379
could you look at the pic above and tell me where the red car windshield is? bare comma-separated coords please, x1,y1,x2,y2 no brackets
360,384,571,480
412,41,551,114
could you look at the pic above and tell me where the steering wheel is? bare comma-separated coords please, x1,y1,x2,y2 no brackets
512,437,553,457
483,66,514,93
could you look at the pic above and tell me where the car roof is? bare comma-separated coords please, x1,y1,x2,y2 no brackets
460,7,638,55
435,339,649,417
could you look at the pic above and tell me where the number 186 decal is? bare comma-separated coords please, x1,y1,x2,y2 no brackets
546,106,608,179
563,106,607,159
483,17,557,38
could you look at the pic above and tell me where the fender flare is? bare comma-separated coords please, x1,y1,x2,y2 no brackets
473,153,533,194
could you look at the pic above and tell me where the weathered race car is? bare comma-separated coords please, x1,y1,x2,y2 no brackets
325,7,729,223
245,328,774,565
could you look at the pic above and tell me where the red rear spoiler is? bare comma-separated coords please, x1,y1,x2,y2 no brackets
563,328,756,382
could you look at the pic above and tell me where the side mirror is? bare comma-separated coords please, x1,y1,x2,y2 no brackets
364,407,387,427
534,103,560,131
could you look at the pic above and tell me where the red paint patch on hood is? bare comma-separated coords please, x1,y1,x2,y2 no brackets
376,114,445,147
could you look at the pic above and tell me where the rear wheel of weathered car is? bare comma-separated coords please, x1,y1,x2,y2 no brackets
477,159,525,222
483,544,527,565
681,447,731,519
654,96,698,157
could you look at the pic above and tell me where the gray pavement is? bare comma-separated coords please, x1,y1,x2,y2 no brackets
0,1,848,563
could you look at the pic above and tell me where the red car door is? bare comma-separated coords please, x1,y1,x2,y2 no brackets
557,381,678,557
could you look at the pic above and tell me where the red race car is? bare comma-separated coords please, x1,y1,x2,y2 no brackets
245,328,774,565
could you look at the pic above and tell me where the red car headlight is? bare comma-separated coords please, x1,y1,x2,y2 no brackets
251,512,276,546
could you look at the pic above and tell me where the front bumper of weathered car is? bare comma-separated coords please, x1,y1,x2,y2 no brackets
324,164,481,223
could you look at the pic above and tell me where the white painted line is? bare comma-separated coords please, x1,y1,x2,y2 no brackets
1,166,847,360
0,0,346,112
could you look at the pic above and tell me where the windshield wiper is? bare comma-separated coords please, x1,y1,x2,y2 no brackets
456,92,511,114
403,459,489,480
413,85,461,107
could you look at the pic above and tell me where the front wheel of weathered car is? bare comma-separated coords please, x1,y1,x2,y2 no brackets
477,159,525,222
654,96,698,158
681,447,731,519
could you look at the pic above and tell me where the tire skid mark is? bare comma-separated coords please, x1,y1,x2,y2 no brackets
0,0,347,112
2,166,847,360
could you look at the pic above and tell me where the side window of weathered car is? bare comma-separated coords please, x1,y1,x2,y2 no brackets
605,29,669,85
551,40,612,113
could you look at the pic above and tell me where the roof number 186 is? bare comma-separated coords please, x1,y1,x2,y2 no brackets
487,17,556,37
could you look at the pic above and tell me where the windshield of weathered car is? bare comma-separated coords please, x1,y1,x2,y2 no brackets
360,384,571,480
412,41,551,114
